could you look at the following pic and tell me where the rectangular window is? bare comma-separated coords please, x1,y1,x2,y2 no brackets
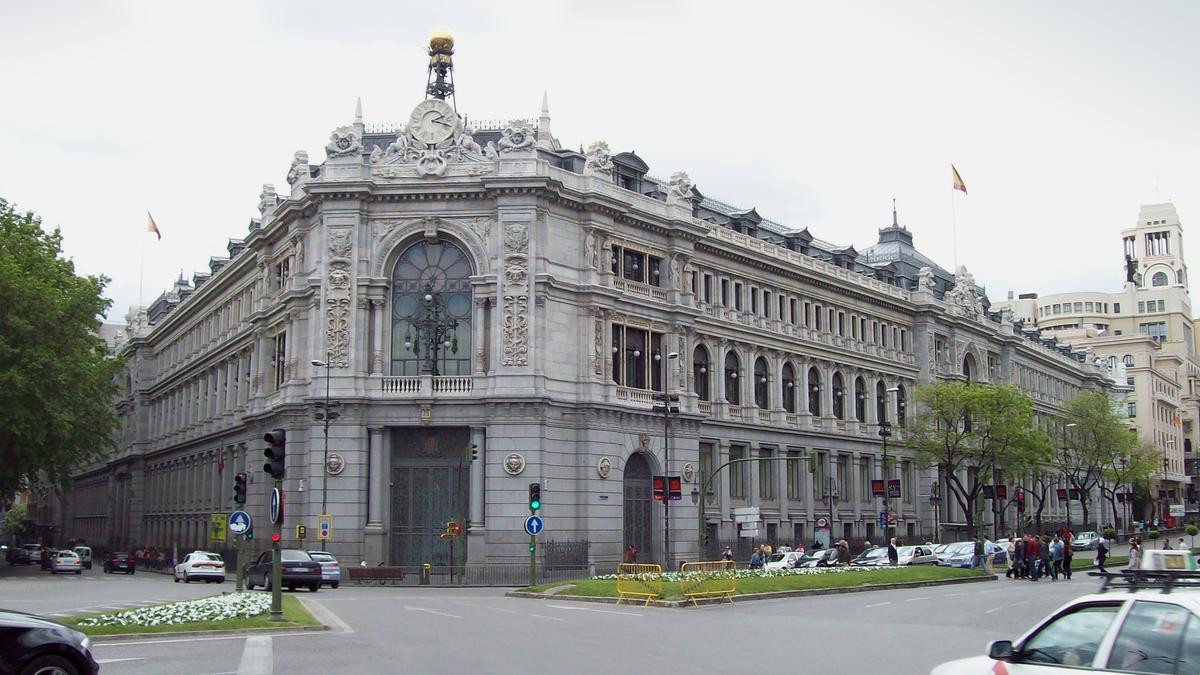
837,312,845,336
1158,299,1165,312
858,459,870,504
272,331,287,391
734,283,743,311
778,295,785,321
730,445,746,499
814,305,822,330
803,301,811,327
1085,302,1093,311
900,329,907,352
1138,301,1146,313
786,449,802,500
1139,321,1167,343
759,448,775,500
703,275,712,304
1073,301,1083,312
750,287,758,314
699,442,714,505
720,279,729,306
813,451,826,501
881,323,889,348
902,460,914,504
789,298,797,324
1127,402,1136,418
837,454,850,502
1052,304,1061,314
763,290,771,318
648,255,662,287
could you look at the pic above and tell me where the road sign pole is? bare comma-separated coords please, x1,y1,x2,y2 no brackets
235,535,243,592
270,480,283,622
529,533,536,586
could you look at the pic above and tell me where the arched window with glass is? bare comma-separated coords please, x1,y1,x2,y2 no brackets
832,372,845,420
854,376,866,422
724,352,741,405
754,357,769,410
876,381,886,423
693,345,710,401
807,367,821,416
896,384,907,427
781,362,796,413
1152,271,1169,287
391,240,473,376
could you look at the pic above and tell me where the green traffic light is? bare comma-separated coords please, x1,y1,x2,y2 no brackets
530,500,540,510
529,545,535,553
245,531,253,540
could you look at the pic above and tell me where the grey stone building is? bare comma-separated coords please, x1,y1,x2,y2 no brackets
56,38,1112,569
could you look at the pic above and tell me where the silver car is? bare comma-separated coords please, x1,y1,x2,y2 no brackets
51,550,83,574
1072,531,1099,551
307,550,341,589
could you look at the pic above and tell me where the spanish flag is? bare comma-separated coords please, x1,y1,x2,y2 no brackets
951,165,967,195
147,212,161,240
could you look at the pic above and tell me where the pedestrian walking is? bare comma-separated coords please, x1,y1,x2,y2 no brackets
1128,537,1142,571
1179,537,1187,552
1026,535,1040,580
624,544,638,563
1005,536,1017,578
983,536,996,574
971,536,984,570
1012,535,1026,579
749,546,762,569
837,540,851,566
887,537,899,566
1096,534,1109,573
721,546,734,562
1050,536,1064,581
1062,533,1073,580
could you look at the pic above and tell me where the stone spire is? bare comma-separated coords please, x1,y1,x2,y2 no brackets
355,97,363,125
537,91,557,150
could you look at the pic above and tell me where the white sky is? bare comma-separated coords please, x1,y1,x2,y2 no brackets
3,1,1199,322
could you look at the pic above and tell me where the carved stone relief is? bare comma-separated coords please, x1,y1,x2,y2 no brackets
325,126,363,158
501,222,530,366
325,230,354,368
585,141,615,177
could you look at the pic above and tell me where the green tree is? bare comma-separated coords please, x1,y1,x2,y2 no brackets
910,381,1047,537
0,198,121,497
1101,442,1157,532
1059,391,1140,532
3,502,27,536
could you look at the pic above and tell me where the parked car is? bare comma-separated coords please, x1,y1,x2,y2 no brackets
851,547,889,566
72,546,92,570
932,552,1200,674
937,542,976,567
896,545,938,565
763,551,805,570
0,608,98,675
50,550,83,575
6,548,32,565
174,551,226,584
103,552,137,574
796,548,841,568
306,550,342,588
244,549,322,592
1073,531,1100,551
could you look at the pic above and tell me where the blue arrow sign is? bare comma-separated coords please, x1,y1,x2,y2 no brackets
524,515,544,536
229,510,252,535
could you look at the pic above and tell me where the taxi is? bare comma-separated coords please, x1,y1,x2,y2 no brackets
932,550,1200,674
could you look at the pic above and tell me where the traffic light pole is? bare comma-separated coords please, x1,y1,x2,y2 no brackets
234,535,243,592
270,478,283,622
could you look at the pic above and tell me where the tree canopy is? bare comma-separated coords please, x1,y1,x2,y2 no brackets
1059,390,1144,527
909,380,1048,536
0,198,121,498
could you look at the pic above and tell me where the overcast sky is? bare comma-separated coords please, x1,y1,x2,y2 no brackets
3,1,1198,323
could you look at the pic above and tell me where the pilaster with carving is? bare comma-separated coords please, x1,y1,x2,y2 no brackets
501,221,529,366
325,230,354,368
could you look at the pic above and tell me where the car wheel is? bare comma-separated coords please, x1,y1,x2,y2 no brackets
174,576,180,583
287,585,296,592
331,582,339,589
309,584,320,592
246,577,255,590
263,574,272,591
184,576,191,583
129,570,134,575
217,577,225,584
19,653,79,675
75,570,81,575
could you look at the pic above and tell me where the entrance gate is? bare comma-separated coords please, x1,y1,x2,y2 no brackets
389,428,469,566
623,453,653,562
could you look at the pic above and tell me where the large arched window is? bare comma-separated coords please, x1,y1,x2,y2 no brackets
876,381,886,423
1152,271,1169,287
832,372,845,420
391,240,473,376
781,363,796,413
808,367,821,416
693,345,710,401
754,357,769,409
854,376,866,422
724,352,741,405
897,384,907,427
962,353,976,382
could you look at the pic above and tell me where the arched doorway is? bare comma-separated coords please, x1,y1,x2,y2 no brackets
623,453,654,563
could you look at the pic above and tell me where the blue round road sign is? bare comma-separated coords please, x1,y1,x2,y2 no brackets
229,510,252,534
524,515,544,536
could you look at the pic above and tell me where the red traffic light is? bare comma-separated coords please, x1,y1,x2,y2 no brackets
271,532,281,543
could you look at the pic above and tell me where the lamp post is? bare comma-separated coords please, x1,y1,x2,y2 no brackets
310,357,338,551
881,386,900,546
929,479,942,543
402,283,459,375
652,352,680,570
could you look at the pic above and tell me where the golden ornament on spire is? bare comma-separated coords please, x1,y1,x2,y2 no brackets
428,30,455,53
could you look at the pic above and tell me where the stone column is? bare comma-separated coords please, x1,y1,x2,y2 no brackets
364,426,386,565
748,446,760,505
717,441,730,528
371,299,386,375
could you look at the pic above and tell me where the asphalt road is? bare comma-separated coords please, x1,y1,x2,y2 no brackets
2,558,1127,675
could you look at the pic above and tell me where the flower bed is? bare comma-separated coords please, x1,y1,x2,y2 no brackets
594,565,908,582
75,593,271,628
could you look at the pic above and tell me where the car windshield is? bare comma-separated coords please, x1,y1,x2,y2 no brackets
861,548,888,559
112,552,130,558
898,546,917,556
308,553,335,562
281,550,312,562
1078,532,1097,539
766,553,787,563
946,542,974,555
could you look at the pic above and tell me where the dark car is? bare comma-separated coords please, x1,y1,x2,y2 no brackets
6,549,32,566
103,552,136,574
0,608,99,675
244,549,322,592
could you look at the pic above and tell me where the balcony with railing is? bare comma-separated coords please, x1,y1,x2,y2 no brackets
379,375,476,397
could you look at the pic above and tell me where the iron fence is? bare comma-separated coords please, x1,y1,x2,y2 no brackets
348,563,588,587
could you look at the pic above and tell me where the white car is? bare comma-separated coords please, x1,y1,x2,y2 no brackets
174,551,226,584
931,551,1200,674
763,551,805,570
50,550,82,575
73,545,92,570
307,550,341,588
897,545,938,566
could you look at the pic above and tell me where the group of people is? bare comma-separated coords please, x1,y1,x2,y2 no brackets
1001,531,1077,580
747,541,805,568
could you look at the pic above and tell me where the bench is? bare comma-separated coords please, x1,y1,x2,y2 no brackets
348,566,407,585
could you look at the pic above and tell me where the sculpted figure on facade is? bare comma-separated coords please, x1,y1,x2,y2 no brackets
497,123,536,153
325,126,363,159
258,184,279,217
329,231,353,259
584,141,615,177
667,171,695,205
287,151,310,187
944,265,984,320
371,118,487,177
918,266,937,292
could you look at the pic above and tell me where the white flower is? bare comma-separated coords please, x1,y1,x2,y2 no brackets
76,593,272,628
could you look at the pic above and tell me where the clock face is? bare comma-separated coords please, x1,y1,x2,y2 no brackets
408,99,459,145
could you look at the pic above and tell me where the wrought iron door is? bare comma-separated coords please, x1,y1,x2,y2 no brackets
623,453,653,562
389,428,469,566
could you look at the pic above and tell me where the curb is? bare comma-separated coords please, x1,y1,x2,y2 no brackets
506,573,995,608
90,623,328,643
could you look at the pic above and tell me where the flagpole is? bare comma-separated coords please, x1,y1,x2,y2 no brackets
139,226,145,309
950,188,958,271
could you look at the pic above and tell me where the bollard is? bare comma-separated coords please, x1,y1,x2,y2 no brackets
420,563,431,585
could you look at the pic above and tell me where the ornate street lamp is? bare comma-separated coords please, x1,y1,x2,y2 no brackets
403,283,459,375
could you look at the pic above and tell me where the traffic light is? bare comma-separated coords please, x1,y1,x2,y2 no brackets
296,525,307,540
263,429,287,480
468,443,479,462
245,529,254,541
1016,490,1026,512
668,476,682,501
528,483,541,512
233,472,247,504
653,476,666,501
271,532,281,543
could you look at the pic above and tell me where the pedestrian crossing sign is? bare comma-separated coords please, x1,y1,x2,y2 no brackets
318,514,332,541
209,513,228,543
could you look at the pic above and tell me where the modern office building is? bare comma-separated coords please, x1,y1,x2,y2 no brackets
48,36,1112,567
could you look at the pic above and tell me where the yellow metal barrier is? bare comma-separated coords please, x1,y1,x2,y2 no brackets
615,563,664,606
679,561,736,607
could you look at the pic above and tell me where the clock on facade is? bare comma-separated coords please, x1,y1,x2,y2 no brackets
408,99,460,145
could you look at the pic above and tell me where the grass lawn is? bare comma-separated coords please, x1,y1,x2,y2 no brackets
63,594,319,636
521,566,984,600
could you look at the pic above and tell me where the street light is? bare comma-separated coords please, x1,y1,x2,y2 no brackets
310,357,338,551
403,283,459,375
652,352,679,570
881,386,900,547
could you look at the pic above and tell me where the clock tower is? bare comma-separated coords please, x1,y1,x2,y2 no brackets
426,30,457,108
